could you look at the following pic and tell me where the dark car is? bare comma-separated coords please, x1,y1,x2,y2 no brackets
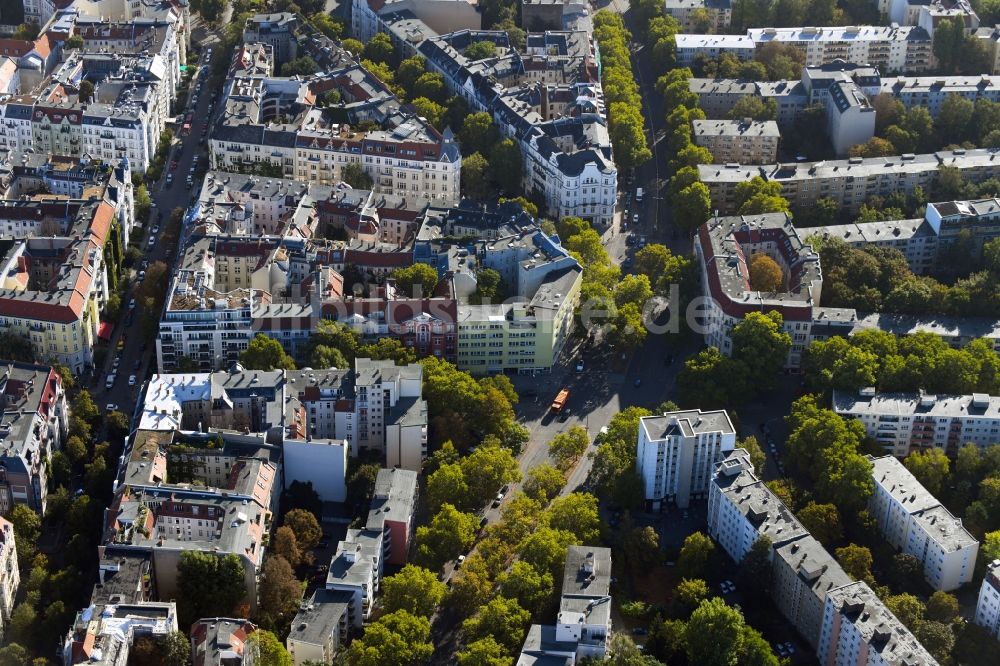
632,627,648,636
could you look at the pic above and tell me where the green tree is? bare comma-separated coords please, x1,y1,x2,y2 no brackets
884,593,924,631
461,443,522,506
797,502,842,546
426,463,469,513
933,17,967,74
177,552,246,626
465,41,497,60
396,57,426,95
284,508,321,551
462,596,532,652
240,334,295,370
412,72,447,103
674,578,709,615
623,525,661,571
341,163,374,189
347,610,433,666
914,620,954,664
461,151,494,200
848,137,895,158
727,96,777,121
677,531,714,580
498,560,554,617
456,637,511,666
245,630,292,666
548,426,589,472
684,598,745,666
731,310,792,387
748,254,783,292
677,347,749,409
381,565,446,617
673,182,712,233
490,139,524,194
460,112,500,156
271,526,301,567
519,527,577,578
258,555,302,629
523,463,565,503
280,56,320,76
546,492,601,543
835,544,874,585
342,38,364,55
392,263,439,297
411,96,446,129
903,448,950,496
414,503,479,570
925,590,959,623
362,33,394,64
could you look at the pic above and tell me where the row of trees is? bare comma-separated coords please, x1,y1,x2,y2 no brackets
811,233,1000,318
856,95,1000,158
728,0,876,32
593,11,653,170
694,42,806,83
803,330,1000,396
659,68,713,233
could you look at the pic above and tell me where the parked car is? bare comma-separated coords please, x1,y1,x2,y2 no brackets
576,360,584,372
128,375,137,386
106,403,118,412
456,554,466,568
492,492,503,507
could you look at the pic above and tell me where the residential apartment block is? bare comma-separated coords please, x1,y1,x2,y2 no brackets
518,546,612,664
677,25,933,73
286,588,354,666
868,455,978,591
64,600,179,665
692,119,779,164
191,618,257,666
0,362,67,515
210,56,461,204
637,409,737,509
834,389,1000,455
688,78,808,128
699,149,1000,216
103,430,280,612
0,517,19,639
818,582,939,665
663,0,732,31
975,560,1000,641
708,450,850,651
367,467,418,566
694,213,857,369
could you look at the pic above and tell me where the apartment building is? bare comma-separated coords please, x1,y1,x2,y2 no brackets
818,582,939,666
366,468,418,566
926,198,1000,255
879,75,1000,115
0,517,19,638
688,78,808,127
889,0,979,34
692,119,779,165
243,13,298,66
707,449,808,562
694,213,858,368
772,536,853,651
637,409,737,510
518,546,612,664
663,0,732,31
834,389,1000,455
708,450,851,650
675,34,755,66
868,455,978,591
210,63,461,205
286,589,353,666
699,149,1000,216
415,30,616,226
973,25,1000,74
63,601,179,665
103,432,279,612
456,265,581,375
806,218,937,275
975,560,1000,641
191,618,257,666
325,527,384,627
352,0,481,44
678,26,932,72
0,362,67,516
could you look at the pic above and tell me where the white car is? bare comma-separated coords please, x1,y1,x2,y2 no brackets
106,403,118,412
128,374,137,386
147,236,155,247
576,360,584,372
151,226,160,235
456,554,466,568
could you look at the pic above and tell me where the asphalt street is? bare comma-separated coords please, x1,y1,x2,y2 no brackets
91,30,220,431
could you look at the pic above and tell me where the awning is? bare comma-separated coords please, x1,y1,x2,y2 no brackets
98,321,113,341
